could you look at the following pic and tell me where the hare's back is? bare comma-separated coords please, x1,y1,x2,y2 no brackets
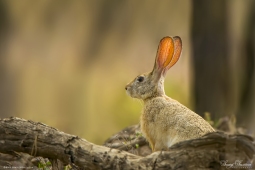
167,99,215,137
142,96,215,148
143,96,215,135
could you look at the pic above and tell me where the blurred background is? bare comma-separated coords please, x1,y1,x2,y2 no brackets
0,0,254,144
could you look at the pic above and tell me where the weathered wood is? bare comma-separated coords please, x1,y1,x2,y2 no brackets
104,124,152,156
0,117,254,170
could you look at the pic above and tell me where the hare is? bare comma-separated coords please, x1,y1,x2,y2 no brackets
125,36,215,152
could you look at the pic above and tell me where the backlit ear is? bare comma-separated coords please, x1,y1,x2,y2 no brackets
166,36,182,70
153,37,174,76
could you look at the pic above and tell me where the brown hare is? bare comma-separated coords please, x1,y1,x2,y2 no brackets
125,36,215,152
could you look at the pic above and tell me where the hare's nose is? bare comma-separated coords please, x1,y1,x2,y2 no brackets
125,85,129,90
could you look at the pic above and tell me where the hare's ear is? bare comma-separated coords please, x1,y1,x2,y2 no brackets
165,36,182,70
152,37,174,79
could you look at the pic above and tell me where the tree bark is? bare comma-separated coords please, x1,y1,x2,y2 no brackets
0,117,254,170
0,0,16,118
236,0,255,130
191,0,232,120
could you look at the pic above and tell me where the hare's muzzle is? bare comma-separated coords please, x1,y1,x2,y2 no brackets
125,84,130,91
125,84,132,97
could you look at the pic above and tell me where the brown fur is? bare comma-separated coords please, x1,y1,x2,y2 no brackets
125,36,215,152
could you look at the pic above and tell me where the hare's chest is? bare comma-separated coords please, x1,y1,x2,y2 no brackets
140,104,162,138
142,98,167,123
143,106,158,123
140,110,157,148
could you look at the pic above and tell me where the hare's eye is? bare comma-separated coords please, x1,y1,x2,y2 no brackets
137,76,144,82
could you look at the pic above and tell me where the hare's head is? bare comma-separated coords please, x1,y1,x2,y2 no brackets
125,36,182,100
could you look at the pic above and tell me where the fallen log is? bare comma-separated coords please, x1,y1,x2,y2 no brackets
0,117,254,169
